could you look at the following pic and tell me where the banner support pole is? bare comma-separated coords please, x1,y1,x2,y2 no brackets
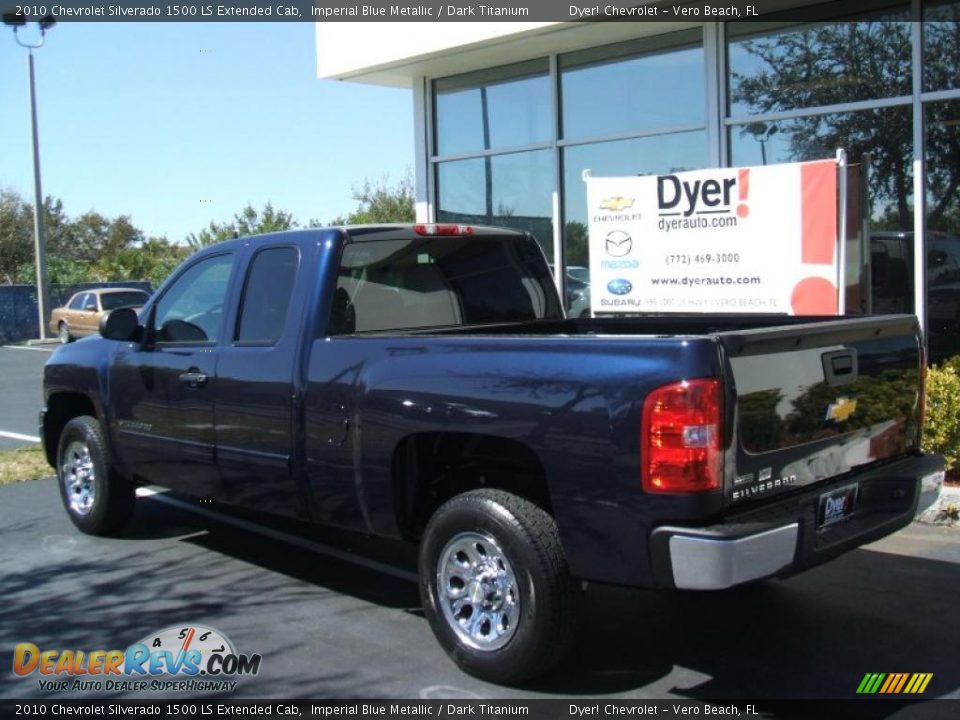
836,148,848,315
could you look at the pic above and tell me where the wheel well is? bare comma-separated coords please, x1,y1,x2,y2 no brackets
43,393,97,466
393,432,553,541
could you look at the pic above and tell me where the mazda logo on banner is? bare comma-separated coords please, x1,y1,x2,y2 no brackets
605,231,633,257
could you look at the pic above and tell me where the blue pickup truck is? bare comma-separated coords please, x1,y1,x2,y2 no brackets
42,224,944,683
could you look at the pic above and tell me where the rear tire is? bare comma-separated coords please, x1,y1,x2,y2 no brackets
58,322,72,344
57,415,135,536
419,489,582,684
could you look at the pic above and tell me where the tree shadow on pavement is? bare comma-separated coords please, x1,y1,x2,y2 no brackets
4,486,957,709
0,492,422,699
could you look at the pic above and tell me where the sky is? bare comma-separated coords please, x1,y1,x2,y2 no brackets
0,21,414,243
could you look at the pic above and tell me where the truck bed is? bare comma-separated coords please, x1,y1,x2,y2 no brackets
388,312,905,340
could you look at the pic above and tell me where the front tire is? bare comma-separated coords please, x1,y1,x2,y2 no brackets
419,489,582,684
57,415,135,536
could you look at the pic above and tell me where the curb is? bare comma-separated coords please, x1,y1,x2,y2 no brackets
916,484,960,527
25,338,61,346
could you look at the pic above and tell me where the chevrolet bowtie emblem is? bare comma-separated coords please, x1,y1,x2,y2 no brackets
825,397,858,422
599,196,635,212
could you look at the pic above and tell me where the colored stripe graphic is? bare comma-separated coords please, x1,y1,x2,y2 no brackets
857,673,932,694
893,673,909,693
879,674,896,693
856,673,884,693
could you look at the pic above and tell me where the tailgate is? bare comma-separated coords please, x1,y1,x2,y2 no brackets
718,314,924,507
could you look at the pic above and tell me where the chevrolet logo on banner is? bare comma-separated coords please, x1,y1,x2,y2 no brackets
857,673,933,694
825,397,858,422
599,196,635,212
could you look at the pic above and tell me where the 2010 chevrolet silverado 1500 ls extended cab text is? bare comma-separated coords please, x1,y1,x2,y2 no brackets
42,224,944,683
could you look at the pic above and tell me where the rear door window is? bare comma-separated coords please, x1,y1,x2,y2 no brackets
235,246,300,345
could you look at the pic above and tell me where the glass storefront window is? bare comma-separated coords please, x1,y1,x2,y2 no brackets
728,10,912,117
730,106,913,317
560,31,704,141
729,106,913,228
436,149,555,262
924,1,960,92
434,60,551,156
924,99,960,361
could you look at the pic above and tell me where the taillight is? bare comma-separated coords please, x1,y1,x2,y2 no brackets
413,223,474,236
641,378,723,493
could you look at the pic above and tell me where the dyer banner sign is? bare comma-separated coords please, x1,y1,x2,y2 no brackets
586,159,839,315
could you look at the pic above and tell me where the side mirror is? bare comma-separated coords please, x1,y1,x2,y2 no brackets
100,307,141,341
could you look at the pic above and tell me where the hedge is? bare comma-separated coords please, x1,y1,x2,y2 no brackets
923,356,960,473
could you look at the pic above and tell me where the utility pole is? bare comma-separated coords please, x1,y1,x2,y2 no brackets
4,12,56,339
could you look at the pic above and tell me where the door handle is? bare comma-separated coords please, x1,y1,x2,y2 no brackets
178,370,208,388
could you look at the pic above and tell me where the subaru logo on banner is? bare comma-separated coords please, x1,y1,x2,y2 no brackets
607,278,633,296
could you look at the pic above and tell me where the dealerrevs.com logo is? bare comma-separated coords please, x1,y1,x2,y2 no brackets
12,625,261,693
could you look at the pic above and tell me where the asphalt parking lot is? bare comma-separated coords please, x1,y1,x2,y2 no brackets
1,476,958,710
0,344,53,451
1,342,958,711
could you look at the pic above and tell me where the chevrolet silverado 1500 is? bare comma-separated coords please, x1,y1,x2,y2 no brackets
42,224,944,683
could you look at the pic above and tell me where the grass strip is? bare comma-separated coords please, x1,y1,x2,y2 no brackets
0,444,53,485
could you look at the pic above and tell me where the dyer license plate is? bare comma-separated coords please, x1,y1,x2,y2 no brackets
818,483,859,530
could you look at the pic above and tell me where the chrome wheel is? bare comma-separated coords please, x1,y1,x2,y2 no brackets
437,531,520,651
58,322,70,344
62,440,96,516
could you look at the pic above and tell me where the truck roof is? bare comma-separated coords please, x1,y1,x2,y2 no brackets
340,224,528,242
191,224,529,258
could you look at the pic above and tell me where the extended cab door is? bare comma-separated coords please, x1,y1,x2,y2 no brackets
213,244,306,517
109,252,235,496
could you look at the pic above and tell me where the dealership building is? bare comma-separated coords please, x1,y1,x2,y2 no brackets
316,1,960,359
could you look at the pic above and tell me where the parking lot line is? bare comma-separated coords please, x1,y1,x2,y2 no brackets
0,430,40,443
2,345,55,352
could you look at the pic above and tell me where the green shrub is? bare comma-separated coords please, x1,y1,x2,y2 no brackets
922,358,960,471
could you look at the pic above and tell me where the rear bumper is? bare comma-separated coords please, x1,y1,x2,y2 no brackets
649,453,944,590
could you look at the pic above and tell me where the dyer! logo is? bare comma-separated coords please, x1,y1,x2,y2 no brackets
13,624,261,681
657,169,750,219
